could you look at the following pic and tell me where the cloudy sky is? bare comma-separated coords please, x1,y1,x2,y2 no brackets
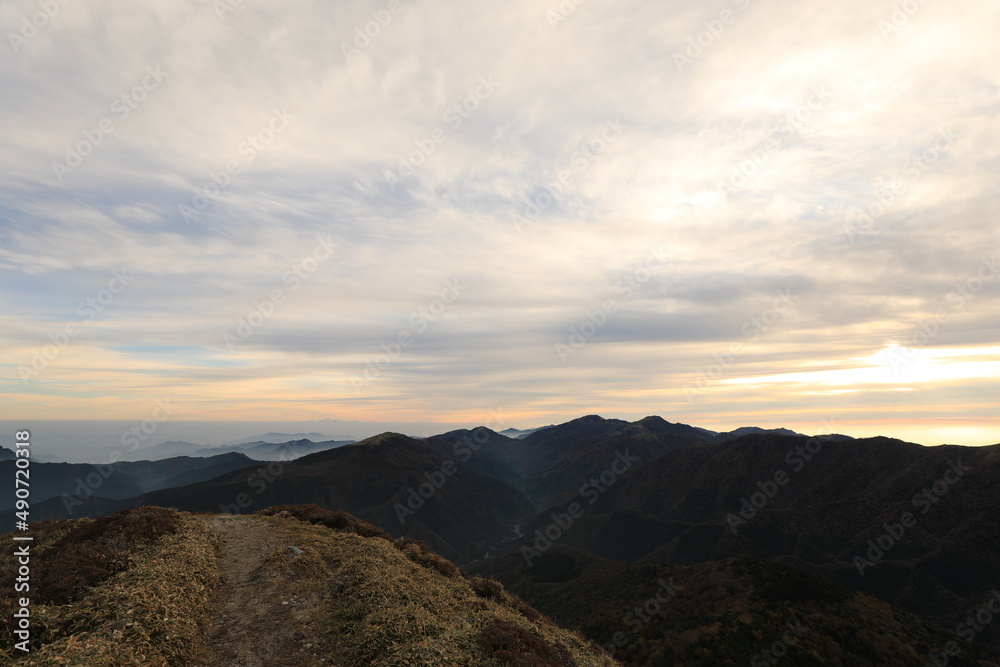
3,0,999,447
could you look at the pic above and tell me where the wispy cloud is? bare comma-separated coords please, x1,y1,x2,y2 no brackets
2,0,998,445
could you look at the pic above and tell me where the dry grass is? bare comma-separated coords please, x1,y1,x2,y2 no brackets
478,619,576,666
0,509,218,666
1,506,618,666
256,514,618,666
33,507,182,605
258,504,392,540
258,504,464,579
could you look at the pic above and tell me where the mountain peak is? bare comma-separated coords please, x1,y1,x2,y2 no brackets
521,414,627,441
636,415,668,425
348,432,418,448
578,414,610,422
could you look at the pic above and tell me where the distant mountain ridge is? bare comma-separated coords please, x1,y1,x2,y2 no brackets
129,437,356,461
11,417,833,560
222,432,348,445
0,452,256,513
97,431,534,564
708,425,804,443
499,425,557,439
129,440,204,459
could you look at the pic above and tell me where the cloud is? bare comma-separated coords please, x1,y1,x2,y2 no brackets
1,0,998,445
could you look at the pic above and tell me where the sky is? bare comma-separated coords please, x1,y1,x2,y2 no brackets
2,0,999,451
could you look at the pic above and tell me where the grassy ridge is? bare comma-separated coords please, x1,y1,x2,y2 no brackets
260,505,616,666
2,506,616,666
1,508,218,665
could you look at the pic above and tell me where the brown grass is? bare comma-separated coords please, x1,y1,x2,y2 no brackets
33,506,182,604
1,506,618,666
255,504,464,579
478,619,575,667
0,509,217,665
254,505,560,629
468,575,543,623
392,537,461,578
254,511,619,666
258,504,392,539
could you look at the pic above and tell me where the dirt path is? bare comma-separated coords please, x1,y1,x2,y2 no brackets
189,515,331,666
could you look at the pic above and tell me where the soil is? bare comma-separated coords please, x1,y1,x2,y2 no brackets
188,514,332,666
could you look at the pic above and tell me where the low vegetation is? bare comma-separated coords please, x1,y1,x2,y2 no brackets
473,546,1000,666
255,505,615,665
4,500,995,665
1,506,615,666
0,507,217,666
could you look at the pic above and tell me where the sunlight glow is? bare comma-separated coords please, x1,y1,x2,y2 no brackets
721,345,1000,389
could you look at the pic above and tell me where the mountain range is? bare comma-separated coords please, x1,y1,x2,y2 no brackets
125,436,356,461
221,431,345,445
0,452,257,513
4,414,998,664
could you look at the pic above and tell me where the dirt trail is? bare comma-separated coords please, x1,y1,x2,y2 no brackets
189,515,330,667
